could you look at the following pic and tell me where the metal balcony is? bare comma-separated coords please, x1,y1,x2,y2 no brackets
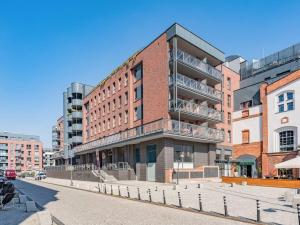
174,49,223,84
169,99,223,123
74,118,224,154
170,73,222,103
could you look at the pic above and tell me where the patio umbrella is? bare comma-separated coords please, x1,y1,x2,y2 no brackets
275,156,300,169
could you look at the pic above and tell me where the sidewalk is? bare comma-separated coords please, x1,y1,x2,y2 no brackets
31,177,299,225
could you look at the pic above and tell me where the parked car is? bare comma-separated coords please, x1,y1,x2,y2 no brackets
35,172,47,180
5,169,16,180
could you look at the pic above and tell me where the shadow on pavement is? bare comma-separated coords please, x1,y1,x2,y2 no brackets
0,179,59,225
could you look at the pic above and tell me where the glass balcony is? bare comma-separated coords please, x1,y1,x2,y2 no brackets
170,73,222,102
74,119,224,154
175,49,223,82
169,99,223,122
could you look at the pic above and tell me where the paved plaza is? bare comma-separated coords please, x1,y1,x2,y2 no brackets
13,179,249,225
17,177,299,225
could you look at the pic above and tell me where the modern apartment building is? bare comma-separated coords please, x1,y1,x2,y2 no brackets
52,83,93,164
53,23,244,183
0,132,43,172
43,148,55,167
233,43,300,178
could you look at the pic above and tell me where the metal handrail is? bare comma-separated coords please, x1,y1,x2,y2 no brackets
175,49,223,81
170,73,222,101
74,119,224,153
170,99,223,121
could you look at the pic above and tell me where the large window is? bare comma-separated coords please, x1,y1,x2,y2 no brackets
133,63,142,81
174,144,193,163
240,100,252,110
277,91,294,113
279,130,294,151
134,85,143,100
134,105,143,121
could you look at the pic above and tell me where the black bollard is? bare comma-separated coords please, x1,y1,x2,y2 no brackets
148,189,152,202
163,190,166,204
137,187,141,200
118,185,121,196
198,183,200,189
223,196,228,217
198,193,203,212
155,186,158,191
104,184,107,194
178,192,182,208
256,200,261,223
297,204,300,225
111,185,113,195
127,186,130,198
185,185,187,189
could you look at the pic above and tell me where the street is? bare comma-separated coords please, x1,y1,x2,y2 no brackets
13,179,247,225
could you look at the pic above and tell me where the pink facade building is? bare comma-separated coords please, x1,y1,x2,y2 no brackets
0,132,43,172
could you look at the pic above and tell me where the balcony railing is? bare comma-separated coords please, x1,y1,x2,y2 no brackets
170,73,222,101
170,99,223,122
74,119,224,154
175,49,223,81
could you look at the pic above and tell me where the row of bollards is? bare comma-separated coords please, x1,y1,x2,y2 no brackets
99,184,267,223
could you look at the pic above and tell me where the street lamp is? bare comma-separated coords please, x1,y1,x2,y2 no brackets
64,143,73,186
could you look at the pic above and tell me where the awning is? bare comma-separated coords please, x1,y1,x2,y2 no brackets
275,156,300,169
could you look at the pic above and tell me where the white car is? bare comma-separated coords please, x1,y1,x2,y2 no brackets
35,172,47,180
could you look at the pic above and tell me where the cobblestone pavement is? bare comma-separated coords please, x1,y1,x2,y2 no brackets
36,177,299,225
14,179,249,225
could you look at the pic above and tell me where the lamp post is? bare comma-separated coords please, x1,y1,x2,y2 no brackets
64,143,73,186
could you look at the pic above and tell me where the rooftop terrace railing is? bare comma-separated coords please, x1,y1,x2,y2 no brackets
174,49,223,82
241,43,300,80
74,119,224,154
170,73,222,101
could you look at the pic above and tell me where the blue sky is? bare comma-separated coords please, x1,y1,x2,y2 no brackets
1,0,300,147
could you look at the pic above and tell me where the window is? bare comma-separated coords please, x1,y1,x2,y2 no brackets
102,90,105,100
227,112,231,125
174,144,193,163
112,82,116,94
134,85,142,100
133,63,142,81
98,93,101,103
227,95,231,108
124,92,128,105
277,91,294,113
124,73,128,86
240,100,252,110
113,116,116,128
227,77,231,90
118,113,122,126
107,118,110,130
242,130,250,144
107,86,110,97
72,93,82,100
103,105,105,115
228,130,232,143
118,96,122,108
112,99,116,110
102,121,106,131
279,130,294,151
118,78,122,90
134,105,143,121
108,102,110,112
124,110,128,124
98,123,101,133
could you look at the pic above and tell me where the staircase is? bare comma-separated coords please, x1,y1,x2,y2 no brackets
92,169,117,183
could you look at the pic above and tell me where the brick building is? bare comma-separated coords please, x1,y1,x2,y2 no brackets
50,23,240,183
0,132,43,172
233,43,300,178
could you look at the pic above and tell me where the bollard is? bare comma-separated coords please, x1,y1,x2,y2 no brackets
178,192,182,208
148,189,152,202
127,187,130,198
137,188,141,200
118,185,121,196
255,200,261,223
185,185,187,189
298,189,300,195
223,196,228,216
198,193,203,212
104,184,107,194
297,204,300,225
198,184,200,189
111,185,113,195
163,190,166,204
155,186,158,191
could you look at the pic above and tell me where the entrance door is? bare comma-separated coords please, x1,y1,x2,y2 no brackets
240,165,252,177
146,145,156,182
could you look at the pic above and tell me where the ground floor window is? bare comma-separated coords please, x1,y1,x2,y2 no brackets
174,144,193,163
279,130,294,151
278,168,293,178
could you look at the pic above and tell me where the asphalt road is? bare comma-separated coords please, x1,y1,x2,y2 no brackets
13,179,249,225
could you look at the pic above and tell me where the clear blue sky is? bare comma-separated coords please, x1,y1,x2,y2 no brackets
1,0,300,147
